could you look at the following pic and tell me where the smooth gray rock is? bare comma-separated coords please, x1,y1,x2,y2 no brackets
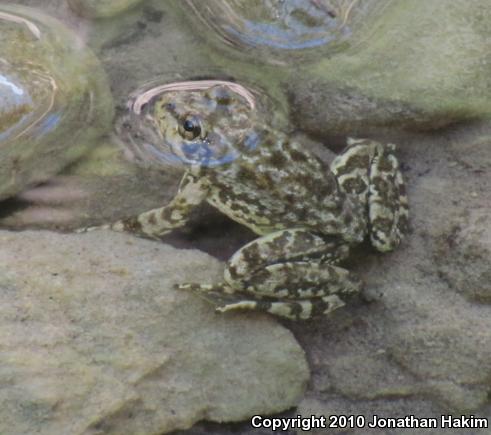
0,5,113,200
435,208,491,302
0,230,309,435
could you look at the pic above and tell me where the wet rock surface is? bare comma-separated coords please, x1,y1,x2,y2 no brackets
0,4,113,200
287,0,491,137
0,230,309,435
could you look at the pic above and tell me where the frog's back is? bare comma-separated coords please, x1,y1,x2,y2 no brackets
205,130,366,240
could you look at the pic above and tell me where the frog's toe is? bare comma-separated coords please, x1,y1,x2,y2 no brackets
175,282,236,294
75,224,111,233
175,283,214,292
216,300,307,320
216,294,346,320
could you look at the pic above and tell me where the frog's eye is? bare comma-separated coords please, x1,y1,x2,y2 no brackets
178,115,203,140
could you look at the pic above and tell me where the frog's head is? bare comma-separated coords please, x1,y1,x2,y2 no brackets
149,84,259,167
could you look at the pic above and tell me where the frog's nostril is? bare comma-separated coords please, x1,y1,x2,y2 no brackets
165,102,176,112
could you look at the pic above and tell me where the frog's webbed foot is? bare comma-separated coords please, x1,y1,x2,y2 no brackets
75,223,115,233
177,229,362,320
215,294,347,320
176,282,348,320
331,138,409,252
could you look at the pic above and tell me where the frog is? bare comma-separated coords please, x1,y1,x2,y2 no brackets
90,82,409,320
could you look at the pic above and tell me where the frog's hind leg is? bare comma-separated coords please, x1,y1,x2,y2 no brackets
331,138,409,252
177,229,361,319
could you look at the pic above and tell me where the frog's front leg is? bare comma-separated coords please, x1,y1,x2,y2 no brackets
178,229,362,320
80,172,209,238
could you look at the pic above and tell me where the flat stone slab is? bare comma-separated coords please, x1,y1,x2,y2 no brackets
0,230,309,435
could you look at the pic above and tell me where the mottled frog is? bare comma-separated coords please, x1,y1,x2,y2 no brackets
96,82,408,320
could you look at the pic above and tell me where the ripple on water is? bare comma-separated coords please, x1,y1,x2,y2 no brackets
184,0,389,60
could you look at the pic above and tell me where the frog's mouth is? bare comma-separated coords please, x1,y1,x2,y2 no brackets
175,137,239,167
149,130,260,168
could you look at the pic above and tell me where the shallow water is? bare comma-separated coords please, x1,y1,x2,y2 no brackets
184,0,389,56
2,0,489,220
1,1,491,434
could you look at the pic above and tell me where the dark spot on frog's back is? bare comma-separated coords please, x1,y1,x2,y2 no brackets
312,177,337,199
341,177,368,195
270,150,287,168
236,166,258,183
284,193,296,204
292,205,308,222
343,212,353,225
289,148,309,163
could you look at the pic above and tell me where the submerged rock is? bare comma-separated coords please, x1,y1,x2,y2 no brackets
0,5,113,200
0,230,309,434
287,0,491,136
185,0,387,60
67,0,145,18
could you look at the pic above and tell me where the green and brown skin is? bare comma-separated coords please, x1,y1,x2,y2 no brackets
93,84,409,320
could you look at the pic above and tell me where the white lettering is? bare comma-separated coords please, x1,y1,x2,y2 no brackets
441,415,489,429
250,416,262,428
250,415,328,431
251,413,488,431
